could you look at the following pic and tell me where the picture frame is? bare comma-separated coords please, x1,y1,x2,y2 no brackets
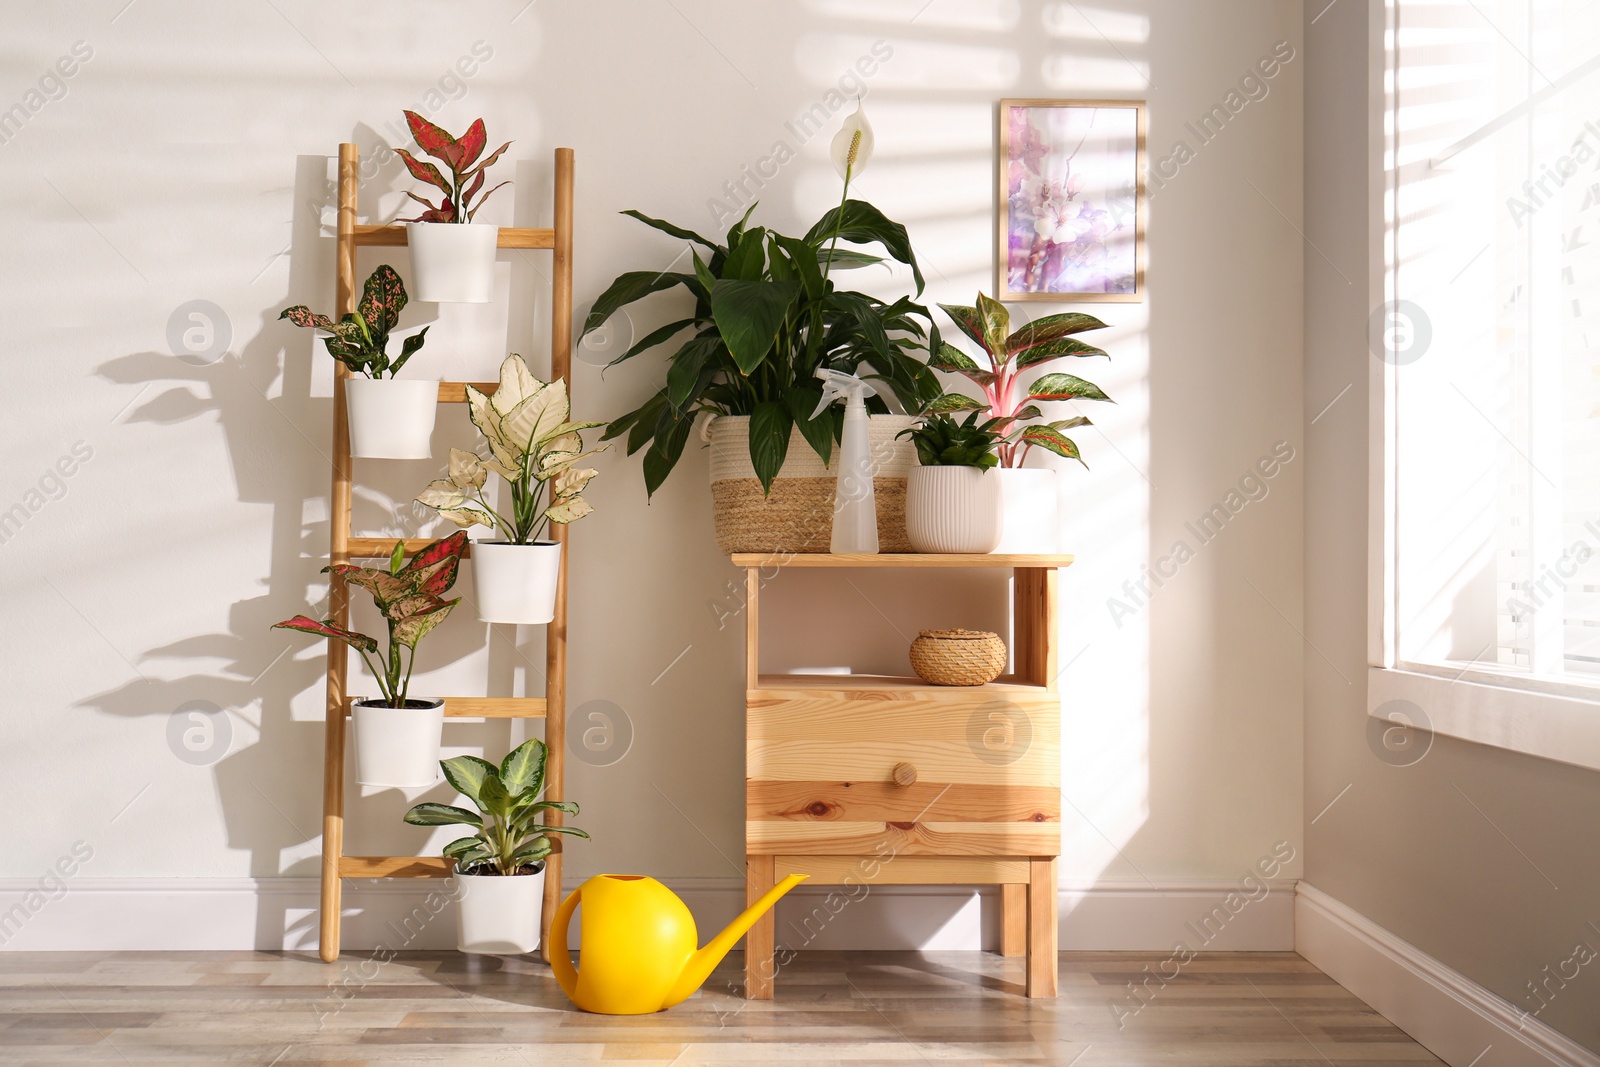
997,98,1147,303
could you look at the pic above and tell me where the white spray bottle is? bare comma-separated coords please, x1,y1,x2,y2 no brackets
814,367,880,554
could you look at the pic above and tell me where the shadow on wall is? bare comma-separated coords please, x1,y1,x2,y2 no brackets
77,147,544,949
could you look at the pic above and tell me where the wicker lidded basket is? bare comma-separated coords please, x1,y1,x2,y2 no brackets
706,414,918,554
909,629,1008,686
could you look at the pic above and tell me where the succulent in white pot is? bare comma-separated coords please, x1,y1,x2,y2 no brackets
280,265,436,459
404,738,587,954
900,411,1004,553
397,111,512,303
416,354,604,624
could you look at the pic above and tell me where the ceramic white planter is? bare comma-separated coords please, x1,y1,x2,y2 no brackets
406,222,498,303
352,699,444,788
472,541,562,624
346,377,437,459
454,867,545,954
905,466,1003,553
993,467,1060,554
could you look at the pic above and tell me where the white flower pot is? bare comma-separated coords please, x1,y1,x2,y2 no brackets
994,467,1060,554
352,699,444,788
346,377,437,459
472,541,562,624
905,466,1003,553
455,867,545,954
406,222,498,303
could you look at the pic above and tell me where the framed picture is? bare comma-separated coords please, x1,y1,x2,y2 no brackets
998,98,1146,302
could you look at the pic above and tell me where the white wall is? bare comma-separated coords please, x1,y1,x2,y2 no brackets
1302,0,1600,1051
0,0,1303,950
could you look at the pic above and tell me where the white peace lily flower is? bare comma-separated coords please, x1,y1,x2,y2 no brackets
830,101,874,181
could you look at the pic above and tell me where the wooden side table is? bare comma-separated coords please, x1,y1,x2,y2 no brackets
736,553,1071,999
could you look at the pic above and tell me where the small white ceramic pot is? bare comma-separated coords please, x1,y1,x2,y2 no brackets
346,377,437,459
406,222,498,303
472,541,562,624
905,466,1003,553
993,467,1060,554
455,867,545,954
352,699,444,788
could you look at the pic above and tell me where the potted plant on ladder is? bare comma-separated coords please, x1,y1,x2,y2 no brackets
415,354,604,624
397,110,512,303
280,265,435,459
928,293,1116,553
404,738,587,954
274,531,468,788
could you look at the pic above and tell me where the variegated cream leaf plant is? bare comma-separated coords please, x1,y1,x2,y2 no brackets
415,354,604,545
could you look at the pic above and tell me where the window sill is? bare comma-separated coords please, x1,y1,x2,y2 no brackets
1367,666,1600,772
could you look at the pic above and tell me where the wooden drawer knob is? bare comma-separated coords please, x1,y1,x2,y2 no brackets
892,762,918,787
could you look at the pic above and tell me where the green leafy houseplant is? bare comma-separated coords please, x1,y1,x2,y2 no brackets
403,738,587,875
582,106,941,497
414,354,604,544
899,411,1004,469
279,264,428,378
273,531,467,707
396,111,512,224
929,292,1115,468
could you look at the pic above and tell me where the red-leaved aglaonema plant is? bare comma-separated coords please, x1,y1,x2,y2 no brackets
396,111,511,224
273,531,468,707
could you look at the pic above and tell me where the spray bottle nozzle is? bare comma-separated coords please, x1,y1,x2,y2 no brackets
812,367,879,419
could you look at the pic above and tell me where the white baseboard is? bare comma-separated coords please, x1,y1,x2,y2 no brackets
1295,883,1599,1067
0,876,1293,953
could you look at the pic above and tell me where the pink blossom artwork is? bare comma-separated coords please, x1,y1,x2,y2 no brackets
999,100,1144,302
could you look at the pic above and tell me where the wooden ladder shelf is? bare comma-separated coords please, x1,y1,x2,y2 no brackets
317,143,575,963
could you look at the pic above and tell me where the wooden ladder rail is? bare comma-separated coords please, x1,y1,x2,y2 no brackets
318,143,574,964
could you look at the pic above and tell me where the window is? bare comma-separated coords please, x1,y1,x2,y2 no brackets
1373,0,1600,768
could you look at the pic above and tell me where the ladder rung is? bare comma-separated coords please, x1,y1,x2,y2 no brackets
347,536,474,558
340,856,451,878
351,224,556,249
344,697,546,719
438,381,498,403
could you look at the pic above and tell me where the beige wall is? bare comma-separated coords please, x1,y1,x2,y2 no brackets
2,0,1301,936
1302,0,1600,1049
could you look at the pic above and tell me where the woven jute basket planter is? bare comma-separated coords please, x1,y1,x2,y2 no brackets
706,414,918,554
909,629,1008,686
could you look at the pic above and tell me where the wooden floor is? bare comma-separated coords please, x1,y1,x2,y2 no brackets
0,950,1442,1066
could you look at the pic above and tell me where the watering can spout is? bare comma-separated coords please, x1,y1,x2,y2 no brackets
663,873,807,1008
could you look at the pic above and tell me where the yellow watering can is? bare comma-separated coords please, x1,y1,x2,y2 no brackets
550,873,807,1014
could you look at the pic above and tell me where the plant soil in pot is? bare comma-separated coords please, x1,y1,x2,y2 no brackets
397,111,513,304
471,541,562,624
346,377,438,459
707,414,917,554
273,533,469,789
404,739,588,955
352,698,445,787
414,354,604,624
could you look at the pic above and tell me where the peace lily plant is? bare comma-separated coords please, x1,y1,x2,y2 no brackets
415,354,603,624
585,101,940,499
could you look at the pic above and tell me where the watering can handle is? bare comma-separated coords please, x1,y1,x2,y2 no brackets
548,884,582,997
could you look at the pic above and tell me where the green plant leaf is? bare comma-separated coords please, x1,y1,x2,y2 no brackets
722,226,768,281
748,401,792,495
403,803,483,827
975,292,1010,356
805,199,925,293
441,835,484,858
642,409,694,498
710,279,800,374
927,392,986,413
478,773,514,819
773,234,824,301
606,317,700,370
785,386,833,467
931,341,983,373
1015,336,1110,368
272,616,379,655
819,248,885,271
1049,416,1093,431
622,209,721,250
518,825,591,840
391,597,460,649
827,291,891,359
1021,425,1087,466
499,738,547,797
667,335,720,408
510,839,552,866
1028,373,1113,402
1005,312,1109,354
581,271,694,337
440,755,498,807
388,541,406,576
